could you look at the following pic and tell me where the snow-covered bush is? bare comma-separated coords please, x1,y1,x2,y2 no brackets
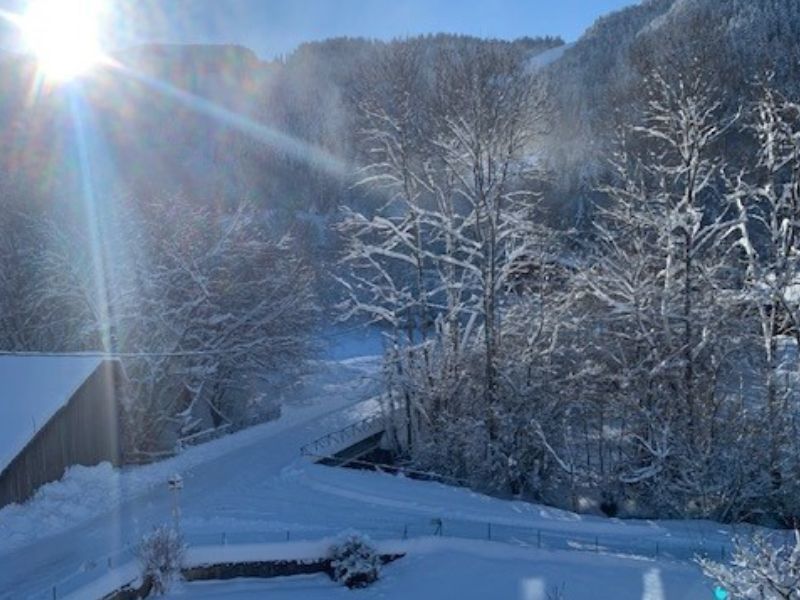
329,532,382,588
698,531,800,599
137,525,186,595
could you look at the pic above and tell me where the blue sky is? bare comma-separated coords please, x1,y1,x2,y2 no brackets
2,0,640,58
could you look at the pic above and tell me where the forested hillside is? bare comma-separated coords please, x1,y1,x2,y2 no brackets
3,0,800,526
333,0,800,525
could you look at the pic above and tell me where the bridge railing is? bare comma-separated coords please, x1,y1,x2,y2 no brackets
300,412,388,457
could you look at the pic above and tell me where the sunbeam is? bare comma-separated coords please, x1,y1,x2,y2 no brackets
68,86,114,354
110,60,346,176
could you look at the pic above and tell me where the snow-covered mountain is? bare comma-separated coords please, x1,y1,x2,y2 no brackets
543,0,800,196
0,2,797,245
0,36,560,217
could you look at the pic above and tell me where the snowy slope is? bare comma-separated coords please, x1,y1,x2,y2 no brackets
0,355,104,473
527,42,574,70
0,349,741,599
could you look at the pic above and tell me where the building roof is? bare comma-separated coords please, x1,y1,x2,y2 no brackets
0,355,106,474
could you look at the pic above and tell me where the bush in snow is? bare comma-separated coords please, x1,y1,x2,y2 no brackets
137,525,186,595
329,532,382,589
697,531,800,599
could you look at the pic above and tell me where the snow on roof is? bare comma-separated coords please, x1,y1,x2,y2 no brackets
0,355,105,474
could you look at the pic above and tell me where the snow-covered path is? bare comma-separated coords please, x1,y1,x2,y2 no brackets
0,351,732,598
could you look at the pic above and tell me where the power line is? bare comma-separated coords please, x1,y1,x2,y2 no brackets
0,326,385,359
0,349,256,359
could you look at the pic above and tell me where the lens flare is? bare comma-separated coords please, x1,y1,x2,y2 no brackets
20,0,106,81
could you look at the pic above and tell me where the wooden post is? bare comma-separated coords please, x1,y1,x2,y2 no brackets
167,474,183,532
431,518,443,536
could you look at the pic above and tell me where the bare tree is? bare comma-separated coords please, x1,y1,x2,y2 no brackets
24,194,317,458
340,39,555,489
729,82,800,504
699,531,800,600
577,71,753,517
430,42,548,420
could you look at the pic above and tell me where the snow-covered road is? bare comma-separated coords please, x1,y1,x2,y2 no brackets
0,352,731,598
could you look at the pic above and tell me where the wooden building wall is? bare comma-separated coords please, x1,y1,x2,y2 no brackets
0,360,125,508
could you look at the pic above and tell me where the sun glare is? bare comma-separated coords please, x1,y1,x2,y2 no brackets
20,0,106,81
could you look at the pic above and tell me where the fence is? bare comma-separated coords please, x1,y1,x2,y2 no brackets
28,415,737,599
32,512,735,600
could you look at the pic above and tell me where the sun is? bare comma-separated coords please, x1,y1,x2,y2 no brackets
20,0,106,81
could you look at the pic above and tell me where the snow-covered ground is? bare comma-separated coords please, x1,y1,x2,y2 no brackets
0,354,382,599
317,324,386,360
0,355,382,553
0,342,735,599
164,538,709,599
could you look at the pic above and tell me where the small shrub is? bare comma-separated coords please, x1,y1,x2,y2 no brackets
329,532,381,589
137,525,186,595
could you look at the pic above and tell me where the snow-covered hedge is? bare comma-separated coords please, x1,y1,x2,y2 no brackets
329,532,381,589
137,525,186,595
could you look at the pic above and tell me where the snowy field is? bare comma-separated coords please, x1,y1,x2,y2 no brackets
0,343,733,599
166,539,710,599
